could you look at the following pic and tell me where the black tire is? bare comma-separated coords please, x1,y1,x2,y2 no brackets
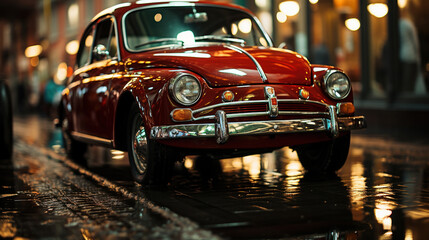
61,113,87,164
296,133,350,173
0,81,12,160
127,103,177,185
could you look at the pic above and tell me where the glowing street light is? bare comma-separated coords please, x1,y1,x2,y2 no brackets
255,0,268,8
66,40,79,55
398,0,407,8
277,12,287,23
368,3,388,18
56,62,68,84
238,18,252,34
25,45,43,58
279,1,300,17
345,18,361,31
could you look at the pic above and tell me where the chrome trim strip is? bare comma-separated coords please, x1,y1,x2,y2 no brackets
194,111,269,121
192,99,329,115
226,45,268,82
193,99,267,114
193,111,328,121
71,131,113,146
278,111,329,116
183,98,330,121
150,116,366,140
277,99,329,108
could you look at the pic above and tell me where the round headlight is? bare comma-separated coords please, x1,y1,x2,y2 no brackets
323,70,351,100
169,74,202,106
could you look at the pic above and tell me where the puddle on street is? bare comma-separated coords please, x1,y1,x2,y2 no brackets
6,115,429,239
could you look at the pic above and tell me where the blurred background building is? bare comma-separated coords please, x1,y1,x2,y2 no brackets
0,0,428,117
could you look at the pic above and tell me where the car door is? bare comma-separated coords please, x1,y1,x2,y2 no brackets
73,16,121,141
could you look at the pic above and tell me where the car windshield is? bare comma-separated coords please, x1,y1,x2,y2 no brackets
124,5,271,51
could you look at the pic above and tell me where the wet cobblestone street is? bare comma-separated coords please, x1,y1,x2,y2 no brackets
2,115,429,239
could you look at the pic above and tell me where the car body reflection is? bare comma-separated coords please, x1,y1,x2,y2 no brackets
36,121,429,239
137,152,366,239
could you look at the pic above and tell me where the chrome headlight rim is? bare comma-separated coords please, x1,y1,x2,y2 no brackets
168,73,202,106
323,69,351,100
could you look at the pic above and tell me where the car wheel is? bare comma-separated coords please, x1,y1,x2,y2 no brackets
61,116,87,164
127,103,175,185
0,81,12,159
296,132,350,173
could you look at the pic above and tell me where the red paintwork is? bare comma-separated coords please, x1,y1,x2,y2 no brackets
125,46,312,87
61,1,355,152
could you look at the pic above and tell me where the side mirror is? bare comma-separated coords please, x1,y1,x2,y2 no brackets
93,44,110,61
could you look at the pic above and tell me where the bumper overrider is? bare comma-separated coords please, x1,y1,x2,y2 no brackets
150,87,367,144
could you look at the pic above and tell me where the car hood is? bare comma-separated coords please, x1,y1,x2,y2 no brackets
127,45,312,87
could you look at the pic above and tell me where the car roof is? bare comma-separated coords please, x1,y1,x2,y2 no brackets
91,0,252,22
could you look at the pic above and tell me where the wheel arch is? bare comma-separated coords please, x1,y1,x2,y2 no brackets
113,90,151,151
114,91,134,151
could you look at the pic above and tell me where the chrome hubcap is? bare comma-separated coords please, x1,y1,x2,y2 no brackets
132,125,148,175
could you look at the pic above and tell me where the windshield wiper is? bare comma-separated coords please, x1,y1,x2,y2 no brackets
135,38,184,48
194,35,246,45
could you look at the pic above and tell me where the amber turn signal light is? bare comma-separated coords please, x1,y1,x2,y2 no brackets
299,89,310,100
337,102,355,115
172,108,193,122
222,90,234,102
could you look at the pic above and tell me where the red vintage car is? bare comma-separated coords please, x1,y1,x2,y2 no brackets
59,1,366,184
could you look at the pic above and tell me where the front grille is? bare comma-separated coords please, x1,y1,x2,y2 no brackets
278,102,327,112
221,104,267,114
191,99,330,121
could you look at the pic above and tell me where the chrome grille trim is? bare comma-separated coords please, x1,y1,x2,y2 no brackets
193,100,267,114
193,111,329,121
277,99,329,108
186,99,330,121
193,99,329,114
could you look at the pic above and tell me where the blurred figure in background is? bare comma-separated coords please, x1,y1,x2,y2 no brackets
43,77,64,119
399,6,425,94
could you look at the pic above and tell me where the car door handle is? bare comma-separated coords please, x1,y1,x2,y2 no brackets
79,73,89,78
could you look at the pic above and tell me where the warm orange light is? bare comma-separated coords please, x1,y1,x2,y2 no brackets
345,18,361,31
299,89,310,99
277,12,287,23
30,57,39,67
338,102,355,115
368,3,388,18
222,90,234,102
154,13,162,22
25,45,43,58
66,40,79,55
279,1,300,17
172,108,193,122
67,66,74,77
55,62,68,84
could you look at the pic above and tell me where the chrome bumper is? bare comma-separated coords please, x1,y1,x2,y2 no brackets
150,110,366,144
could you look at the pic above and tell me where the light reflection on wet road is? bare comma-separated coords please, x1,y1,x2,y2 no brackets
2,114,429,239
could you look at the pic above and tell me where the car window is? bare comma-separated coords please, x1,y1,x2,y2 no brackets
76,26,94,68
92,17,117,62
124,6,270,51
